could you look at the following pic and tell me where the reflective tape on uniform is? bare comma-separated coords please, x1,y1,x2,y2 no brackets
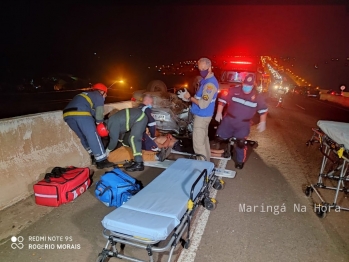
232,97,257,107
78,93,93,108
258,109,268,114
218,98,227,104
130,135,142,156
126,108,130,131
136,112,145,122
63,111,92,118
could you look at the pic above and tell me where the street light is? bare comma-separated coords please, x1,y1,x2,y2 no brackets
108,80,124,88
108,80,133,90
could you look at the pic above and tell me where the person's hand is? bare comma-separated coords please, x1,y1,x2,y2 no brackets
257,121,266,132
215,112,223,122
177,88,190,102
105,148,112,157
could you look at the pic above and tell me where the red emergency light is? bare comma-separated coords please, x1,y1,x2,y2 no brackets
230,61,252,65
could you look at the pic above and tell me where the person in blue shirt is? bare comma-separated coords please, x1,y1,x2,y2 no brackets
215,74,268,169
63,83,115,169
177,57,218,161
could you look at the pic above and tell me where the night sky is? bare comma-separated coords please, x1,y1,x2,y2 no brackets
1,1,348,90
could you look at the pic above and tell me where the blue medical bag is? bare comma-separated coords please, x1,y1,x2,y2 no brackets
94,168,142,207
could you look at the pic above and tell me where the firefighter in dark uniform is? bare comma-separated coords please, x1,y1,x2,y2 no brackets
96,108,148,171
63,83,115,169
215,74,268,169
177,57,218,161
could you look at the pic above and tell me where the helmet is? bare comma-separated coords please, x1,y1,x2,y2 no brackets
96,122,109,137
92,83,108,93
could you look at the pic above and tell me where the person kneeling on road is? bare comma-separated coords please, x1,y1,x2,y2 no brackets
97,108,148,172
215,74,268,170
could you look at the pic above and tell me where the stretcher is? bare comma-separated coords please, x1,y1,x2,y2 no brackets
96,158,224,262
305,120,349,218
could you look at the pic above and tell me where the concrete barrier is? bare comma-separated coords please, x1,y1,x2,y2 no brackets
0,101,136,211
320,93,349,108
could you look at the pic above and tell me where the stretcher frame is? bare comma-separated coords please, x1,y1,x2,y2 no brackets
96,159,224,262
305,127,349,218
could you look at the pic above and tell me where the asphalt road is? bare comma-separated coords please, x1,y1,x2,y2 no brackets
190,94,349,262
0,93,349,262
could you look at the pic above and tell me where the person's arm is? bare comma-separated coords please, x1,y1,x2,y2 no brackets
95,106,104,124
186,83,218,109
260,112,267,123
215,89,228,122
256,94,268,122
106,121,118,151
256,95,268,132
145,108,156,138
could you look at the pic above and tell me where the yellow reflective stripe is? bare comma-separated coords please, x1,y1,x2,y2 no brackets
130,135,136,153
136,112,145,122
63,111,91,118
134,236,151,241
126,108,130,131
79,93,93,108
130,135,142,156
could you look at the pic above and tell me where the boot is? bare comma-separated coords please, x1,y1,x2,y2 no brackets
235,162,244,170
125,162,144,172
96,159,115,169
123,160,134,168
90,155,96,165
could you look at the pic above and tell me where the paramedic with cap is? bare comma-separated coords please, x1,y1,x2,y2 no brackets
63,83,115,169
97,107,148,172
215,74,268,169
177,57,218,161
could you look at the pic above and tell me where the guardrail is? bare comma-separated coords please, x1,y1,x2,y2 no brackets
320,92,349,108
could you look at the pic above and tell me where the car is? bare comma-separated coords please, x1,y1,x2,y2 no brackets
326,89,342,96
306,87,320,98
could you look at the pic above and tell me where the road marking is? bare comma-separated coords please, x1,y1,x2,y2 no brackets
178,159,227,262
177,188,218,262
296,104,305,110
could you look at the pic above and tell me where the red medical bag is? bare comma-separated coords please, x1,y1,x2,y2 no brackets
33,167,92,207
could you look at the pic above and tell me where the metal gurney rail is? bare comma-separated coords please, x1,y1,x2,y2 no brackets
305,120,349,218
96,158,224,262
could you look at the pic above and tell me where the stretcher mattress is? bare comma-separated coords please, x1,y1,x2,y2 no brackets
317,120,349,150
102,158,215,241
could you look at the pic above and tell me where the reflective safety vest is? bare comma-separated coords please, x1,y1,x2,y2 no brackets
191,76,218,117
63,93,94,118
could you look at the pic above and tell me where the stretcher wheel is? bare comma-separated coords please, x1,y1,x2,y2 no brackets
204,198,216,210
304,186,313,197
96,253,110,262
184,239,191,249
213,180,224,190
314,204,327,219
